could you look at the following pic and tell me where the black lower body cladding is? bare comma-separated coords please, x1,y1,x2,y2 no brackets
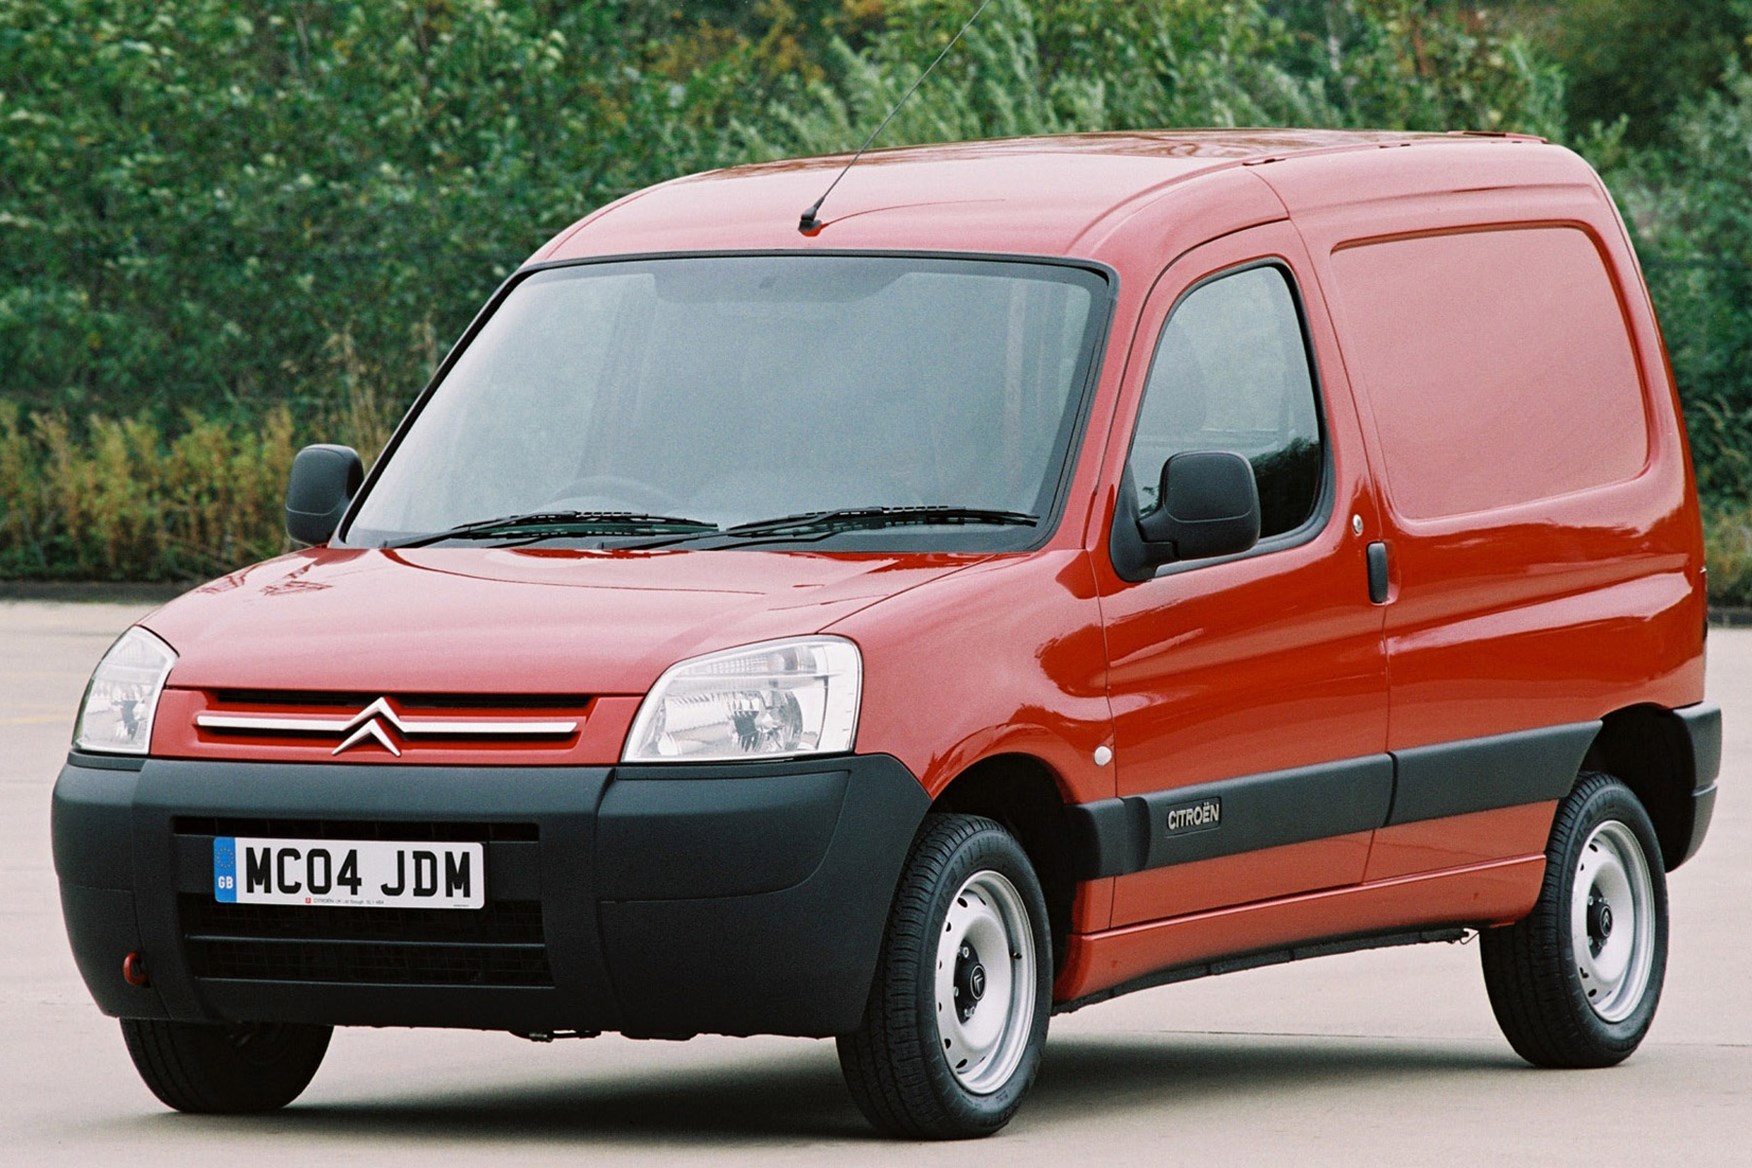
1067,722,1615,880
1674,702,1722,867
51,753,931,1038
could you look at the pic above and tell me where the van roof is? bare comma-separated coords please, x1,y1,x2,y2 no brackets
536,128,1567,264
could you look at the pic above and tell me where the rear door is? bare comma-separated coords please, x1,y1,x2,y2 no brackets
1092,222,1392,928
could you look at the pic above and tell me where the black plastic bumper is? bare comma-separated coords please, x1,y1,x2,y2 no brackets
1674,701,1722,868
52,752,929,1038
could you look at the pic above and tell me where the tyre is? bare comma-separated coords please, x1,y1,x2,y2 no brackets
1480,772,1667,1067
120,1018,332,1113
837,813,1052,1139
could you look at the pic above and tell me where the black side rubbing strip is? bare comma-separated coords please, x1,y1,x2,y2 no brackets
1065,755,1393,879
1384,721,1601,827
1065,722,1609,879
1063,797,1145,878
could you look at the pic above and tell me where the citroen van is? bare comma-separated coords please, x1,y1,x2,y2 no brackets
53,129,1721,1139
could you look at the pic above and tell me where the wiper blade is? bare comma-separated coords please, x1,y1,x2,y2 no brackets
721,505,1039,539
384,510,718,549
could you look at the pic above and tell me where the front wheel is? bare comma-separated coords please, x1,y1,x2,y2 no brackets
1479,772,1668,1067
837,814,1052,1139
121,1018,332,1113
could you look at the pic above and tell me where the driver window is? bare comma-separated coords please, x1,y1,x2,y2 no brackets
1127,264,1323,540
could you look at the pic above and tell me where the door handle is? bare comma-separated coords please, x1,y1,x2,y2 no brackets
1367,541,1390,605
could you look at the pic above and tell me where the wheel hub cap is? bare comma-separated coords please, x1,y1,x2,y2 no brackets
1570,820,1656,1023
934,870,1036,1095
1587,892,1613,950
953,946,988,1021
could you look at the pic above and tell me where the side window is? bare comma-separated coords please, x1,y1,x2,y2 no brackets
1127,265,1323,540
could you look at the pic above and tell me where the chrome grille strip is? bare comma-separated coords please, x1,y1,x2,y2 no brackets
194,696,579,755
194,714,578,736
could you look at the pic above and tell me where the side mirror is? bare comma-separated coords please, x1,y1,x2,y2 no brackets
285,444,364,545
1111,451,1261,582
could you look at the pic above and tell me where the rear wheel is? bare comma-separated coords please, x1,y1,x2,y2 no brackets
121,1018,331,1113
837,814,1052,1139
1480,772,1667,1067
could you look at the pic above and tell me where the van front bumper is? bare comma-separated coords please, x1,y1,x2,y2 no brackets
52,753,929,1038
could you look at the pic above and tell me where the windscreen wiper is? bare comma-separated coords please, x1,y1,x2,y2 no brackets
718,505,1039,540
383,510,718,549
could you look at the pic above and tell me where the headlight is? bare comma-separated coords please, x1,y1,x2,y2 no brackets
623,636,861,763
73,626,177,755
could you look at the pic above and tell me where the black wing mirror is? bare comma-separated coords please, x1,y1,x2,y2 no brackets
1111,451,1261,581
284,444,364,545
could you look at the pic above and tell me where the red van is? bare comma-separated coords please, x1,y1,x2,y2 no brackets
54,129,1720,1139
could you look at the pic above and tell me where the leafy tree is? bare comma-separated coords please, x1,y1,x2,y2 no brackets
1605,62,1752,502
28,0,1752,587
0,0,757,422
742,0,1563,160
1545,0,1749,144
671,0,891,77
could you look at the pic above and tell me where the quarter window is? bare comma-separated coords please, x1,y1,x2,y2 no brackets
1127,265,1323,540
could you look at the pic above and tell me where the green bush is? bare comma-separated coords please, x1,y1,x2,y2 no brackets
0,0,1567,440
1538,0,1750,144
1705,503,1752,608
0,401,296,581
0,0,1744,588
741,0,1562,158
0,0,761,423
1600,61,1752,505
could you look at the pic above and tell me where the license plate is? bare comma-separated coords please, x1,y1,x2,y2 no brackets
213,837,484,909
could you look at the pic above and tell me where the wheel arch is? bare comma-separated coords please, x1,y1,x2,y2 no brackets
1582,704,1712,871
930,754,1079,973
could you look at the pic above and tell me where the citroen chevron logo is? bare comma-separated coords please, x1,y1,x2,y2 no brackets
332,698,412,756
195,696,578,756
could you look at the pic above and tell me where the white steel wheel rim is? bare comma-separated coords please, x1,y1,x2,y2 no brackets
934,869,1036,1095
1570,819,1656,1023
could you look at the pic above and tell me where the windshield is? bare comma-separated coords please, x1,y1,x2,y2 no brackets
342,255,1109,551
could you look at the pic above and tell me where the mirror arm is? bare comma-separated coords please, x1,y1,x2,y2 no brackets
1109,465,1169,583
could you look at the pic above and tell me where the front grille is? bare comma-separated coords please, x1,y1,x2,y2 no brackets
180,895,553,987
185,690,591,761
211,689,589,711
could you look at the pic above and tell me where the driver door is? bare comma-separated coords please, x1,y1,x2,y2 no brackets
1094,222,1391,928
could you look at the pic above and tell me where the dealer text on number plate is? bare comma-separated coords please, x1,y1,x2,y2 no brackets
213,837,484,909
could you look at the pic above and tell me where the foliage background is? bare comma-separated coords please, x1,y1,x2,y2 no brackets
2,0,1750,598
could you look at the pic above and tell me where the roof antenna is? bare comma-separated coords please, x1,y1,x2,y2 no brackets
797,0,996,236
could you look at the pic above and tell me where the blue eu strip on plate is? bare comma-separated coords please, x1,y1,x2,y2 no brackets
213,836,238,903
